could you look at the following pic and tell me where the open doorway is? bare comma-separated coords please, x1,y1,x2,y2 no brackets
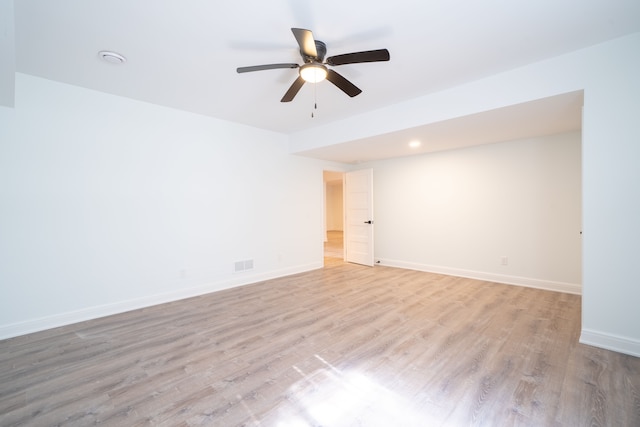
323,171,344,263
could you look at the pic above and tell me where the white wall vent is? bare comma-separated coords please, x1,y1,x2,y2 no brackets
234,259,254,273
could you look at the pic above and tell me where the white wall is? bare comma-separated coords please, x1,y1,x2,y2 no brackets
292,33,640,357
0,0,15,107
369,132,582,293
580,35,640,356
0,74,332,338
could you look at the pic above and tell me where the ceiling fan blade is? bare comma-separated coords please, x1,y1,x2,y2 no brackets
237,63,299,73
326,70,362,97
291,28,318,58
281,76,306,102
326,49,390,66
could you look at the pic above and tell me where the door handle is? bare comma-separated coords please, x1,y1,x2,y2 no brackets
364,220,373,224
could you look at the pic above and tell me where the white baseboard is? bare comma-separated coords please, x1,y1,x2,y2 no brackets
0,262,322,341
580,329,640,358
378,258,582,295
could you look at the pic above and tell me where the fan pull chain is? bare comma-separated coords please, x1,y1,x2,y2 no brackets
311,82,318,118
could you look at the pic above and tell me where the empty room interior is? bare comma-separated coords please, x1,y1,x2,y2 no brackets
1,1,640,426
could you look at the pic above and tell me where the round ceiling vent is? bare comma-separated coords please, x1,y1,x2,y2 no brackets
98,51,126,64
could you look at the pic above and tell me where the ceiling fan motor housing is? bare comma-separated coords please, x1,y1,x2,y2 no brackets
304,40,326,62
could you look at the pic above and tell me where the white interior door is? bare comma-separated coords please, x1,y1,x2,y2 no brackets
345,168,374,266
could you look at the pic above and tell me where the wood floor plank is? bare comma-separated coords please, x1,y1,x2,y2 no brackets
2,252,639,426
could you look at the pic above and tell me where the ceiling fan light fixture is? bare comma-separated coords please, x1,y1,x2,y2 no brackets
300,63,327,83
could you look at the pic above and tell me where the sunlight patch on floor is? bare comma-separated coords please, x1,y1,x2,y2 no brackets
270,355,435,427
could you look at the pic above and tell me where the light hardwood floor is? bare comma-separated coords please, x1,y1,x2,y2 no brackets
324,230,344,260
1,241,639,426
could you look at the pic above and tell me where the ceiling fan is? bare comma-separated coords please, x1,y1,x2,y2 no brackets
236,28,390,102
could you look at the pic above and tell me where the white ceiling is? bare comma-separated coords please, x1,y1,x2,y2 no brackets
5,1,640,162
298,90,584,164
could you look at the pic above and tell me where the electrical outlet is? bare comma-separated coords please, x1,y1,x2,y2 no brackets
501,256,508,266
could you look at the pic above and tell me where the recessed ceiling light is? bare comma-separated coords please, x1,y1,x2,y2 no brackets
98,50,126,64
408,140,421,148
